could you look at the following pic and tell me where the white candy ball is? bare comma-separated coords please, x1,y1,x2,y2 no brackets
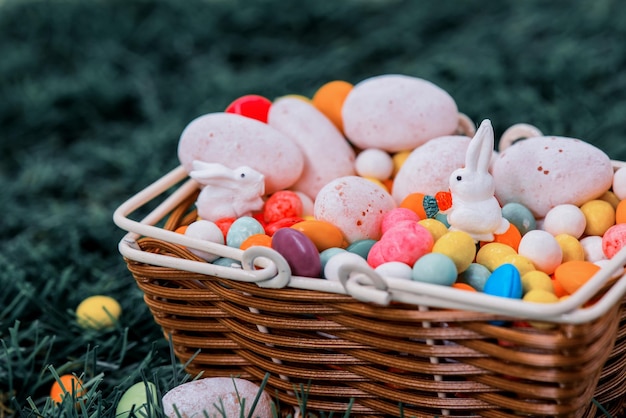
355,148,394,180
375,261,413,280
579,235,607,262
324,252,369,282
294,191,314,217
613,167,626,200
184,220,225,261
518,230,563,275
542,204,586,238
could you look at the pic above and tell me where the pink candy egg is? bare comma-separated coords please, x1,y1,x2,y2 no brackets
602,223,626,259
367,222,434,268
380,208,420,235
314,176,396,243
342,74,459,152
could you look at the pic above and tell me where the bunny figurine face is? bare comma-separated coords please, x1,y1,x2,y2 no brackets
190,160,266,222
444,119,509,242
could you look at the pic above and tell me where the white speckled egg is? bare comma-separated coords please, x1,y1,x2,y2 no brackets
493,137,613,218
342,74,459,152
178,112,304,194
314,176,397,243
392,135,470,203
268,97,356,200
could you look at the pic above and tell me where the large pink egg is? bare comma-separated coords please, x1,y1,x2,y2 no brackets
268,97,356,200
314,176,397,243
342,74,459,152
177,112,304,194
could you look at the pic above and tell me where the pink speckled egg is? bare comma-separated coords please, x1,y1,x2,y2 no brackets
342,74,459,152
380,208,420,234
268,97,356,200
314,176,397,243
178,112,304,194
493,137,613,218
367,222,434,268
392,135,471,203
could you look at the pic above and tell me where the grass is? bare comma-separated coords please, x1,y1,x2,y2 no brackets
1,0,625,416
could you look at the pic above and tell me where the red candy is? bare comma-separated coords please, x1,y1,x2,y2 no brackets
214,217,236,238
263,191,303,224
225,94,273,123
265,216,304,236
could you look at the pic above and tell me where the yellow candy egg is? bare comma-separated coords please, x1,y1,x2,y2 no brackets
76,295,122,330
291,219,348,251
523,289,560,330
476,243,517,271
432,230,476,273
580,199,615,236
501,254,536,277
392,150,411,177
521,270,554,294
362,176,389,192
599,190,620,209
418,218,449,243
554,234,585,262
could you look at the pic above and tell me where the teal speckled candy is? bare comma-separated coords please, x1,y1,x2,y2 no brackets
501,202,536,236
423,195,439,218
412,253,457,285
435,212,450,228
212,257,242,268
457,262,491,291
226,216,265,248
346,239,376,259
320,247,346,276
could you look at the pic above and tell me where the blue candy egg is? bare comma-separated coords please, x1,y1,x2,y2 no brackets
226,216,265,248
484,263,523,299
412,253,457,285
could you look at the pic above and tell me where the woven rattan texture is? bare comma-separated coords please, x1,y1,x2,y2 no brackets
124,199,626,417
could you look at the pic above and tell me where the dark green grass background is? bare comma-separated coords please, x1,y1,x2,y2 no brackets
1,0,625,415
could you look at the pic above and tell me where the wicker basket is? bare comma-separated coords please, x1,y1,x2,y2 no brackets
114,164,626,418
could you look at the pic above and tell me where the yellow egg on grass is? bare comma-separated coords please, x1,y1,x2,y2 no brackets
76,295,121,330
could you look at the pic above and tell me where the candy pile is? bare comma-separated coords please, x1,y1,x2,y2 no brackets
174,74,626,317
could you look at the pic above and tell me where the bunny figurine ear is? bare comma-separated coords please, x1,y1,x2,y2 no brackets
465,119,494,173
190,161,239,182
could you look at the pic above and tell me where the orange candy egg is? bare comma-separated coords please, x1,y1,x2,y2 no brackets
312,80,353,133
50,374,84,403
488,223,522,252
240,233,272,250
553,260,601,294
291,219,348,252
616,199,626,224
399,193,428,220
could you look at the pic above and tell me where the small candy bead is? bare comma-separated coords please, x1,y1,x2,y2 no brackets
554,234,585,262
518,230,562,275
542,204,586,238
553,260,601,294
226,216,265,248
457,263,491,291
412,253,457,286
355,148,394,180
432,230,476,273
501,202,536,236
521,270,554,294
375,261,413,280
612,166,626,200
580,199,615,236
263,190,303,223
418,218,449,243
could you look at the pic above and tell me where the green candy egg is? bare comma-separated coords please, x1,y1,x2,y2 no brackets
116,381,158,418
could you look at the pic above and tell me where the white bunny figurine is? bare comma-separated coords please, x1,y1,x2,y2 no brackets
189,160,265,222
443,119,509,242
